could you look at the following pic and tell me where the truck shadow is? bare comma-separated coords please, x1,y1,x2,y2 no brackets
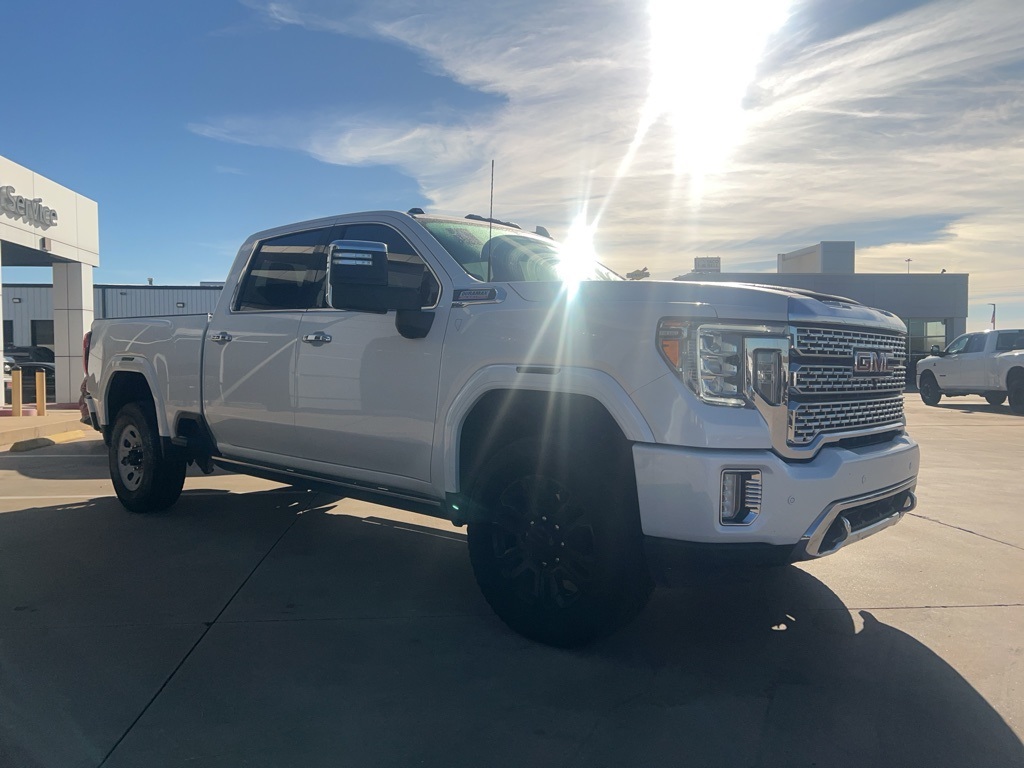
3,438,250,482
1,494,1021,768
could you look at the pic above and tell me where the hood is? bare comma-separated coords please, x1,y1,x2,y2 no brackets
506,280,906,333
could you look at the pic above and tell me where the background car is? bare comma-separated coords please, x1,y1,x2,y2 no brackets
4,345,55,364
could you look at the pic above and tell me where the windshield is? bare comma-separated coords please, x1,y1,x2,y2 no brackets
420,218,621,283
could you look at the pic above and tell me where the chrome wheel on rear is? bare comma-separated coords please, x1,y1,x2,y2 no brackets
117,424,145,491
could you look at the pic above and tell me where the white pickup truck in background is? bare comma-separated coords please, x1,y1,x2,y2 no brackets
917,328,1024,413
84,209,920,646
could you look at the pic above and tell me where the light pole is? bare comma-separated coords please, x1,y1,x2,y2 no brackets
904,258,912,274
989,303,996,330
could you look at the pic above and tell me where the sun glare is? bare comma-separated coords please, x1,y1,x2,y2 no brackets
643,0,791,196
576,0,791,264
558,211,599,298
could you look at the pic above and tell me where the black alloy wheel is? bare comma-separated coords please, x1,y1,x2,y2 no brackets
1009,380,1024,416
919,374,942,406
467,438,651,647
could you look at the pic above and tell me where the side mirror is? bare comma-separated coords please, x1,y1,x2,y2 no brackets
930,344,943,356
327,240,420,313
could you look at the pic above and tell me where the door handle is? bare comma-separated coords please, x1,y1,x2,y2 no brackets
302,332,332,344
209,332,233,343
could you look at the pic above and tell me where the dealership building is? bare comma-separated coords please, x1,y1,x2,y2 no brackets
675,242,970,383
1,154,99,405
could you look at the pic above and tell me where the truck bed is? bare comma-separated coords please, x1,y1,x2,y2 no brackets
87,314,211,435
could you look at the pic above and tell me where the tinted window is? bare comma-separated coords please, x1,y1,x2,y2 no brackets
340,224,440,307
945,335,970,354
965,334,987,353
996,331,1024,351
235,227,332,311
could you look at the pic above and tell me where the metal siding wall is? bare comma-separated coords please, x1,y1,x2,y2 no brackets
92,287,222,318
4,285,224,331
2,286,53,346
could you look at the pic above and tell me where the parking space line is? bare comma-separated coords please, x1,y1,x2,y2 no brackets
0,490,308,500
0,495,110,500
0,454,106,459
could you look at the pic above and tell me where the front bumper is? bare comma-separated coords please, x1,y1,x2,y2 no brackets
633,433,919,553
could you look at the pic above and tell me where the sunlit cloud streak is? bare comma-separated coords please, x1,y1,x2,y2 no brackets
194,0,1024,327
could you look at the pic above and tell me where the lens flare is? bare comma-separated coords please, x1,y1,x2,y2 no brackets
558,211,599,299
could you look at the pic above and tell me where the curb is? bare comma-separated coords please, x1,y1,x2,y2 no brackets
8,430,87,453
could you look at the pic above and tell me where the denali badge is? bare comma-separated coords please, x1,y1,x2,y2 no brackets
853,350,892,375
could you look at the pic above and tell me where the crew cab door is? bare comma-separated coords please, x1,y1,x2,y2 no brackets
931,333,970,389
953,333,988,389
202,225,335,462
293,222,447,482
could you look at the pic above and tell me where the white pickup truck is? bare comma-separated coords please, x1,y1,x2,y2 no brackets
917,329,1024,413
85,210,920,646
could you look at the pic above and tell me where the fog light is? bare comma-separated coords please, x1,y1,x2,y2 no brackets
721,469,762,525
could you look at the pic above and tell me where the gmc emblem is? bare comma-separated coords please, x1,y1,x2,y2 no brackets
853,350,892,375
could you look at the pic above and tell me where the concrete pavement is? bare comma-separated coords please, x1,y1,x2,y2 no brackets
0,397,1021,767
0,411,85,450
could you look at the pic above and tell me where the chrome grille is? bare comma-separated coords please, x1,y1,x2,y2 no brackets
792,364,907,395
794,327,907,358
790,396,905,445
788,324,907,448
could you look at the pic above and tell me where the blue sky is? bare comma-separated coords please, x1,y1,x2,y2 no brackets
2,0,1022,329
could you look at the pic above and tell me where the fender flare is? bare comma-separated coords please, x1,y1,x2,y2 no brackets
100,356,171,437
441,365,655,493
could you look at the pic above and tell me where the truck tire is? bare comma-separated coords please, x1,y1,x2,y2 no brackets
985,393,1007,406
919,373,942,406
466,438,652,647
1009,381,1024,416
109,402,187,513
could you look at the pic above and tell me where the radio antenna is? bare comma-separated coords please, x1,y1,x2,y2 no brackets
486,159,494,281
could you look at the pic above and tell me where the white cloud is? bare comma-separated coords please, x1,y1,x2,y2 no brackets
195,0,1024,328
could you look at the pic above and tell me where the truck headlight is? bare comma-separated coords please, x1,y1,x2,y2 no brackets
657,319,788,408
697,328,744,406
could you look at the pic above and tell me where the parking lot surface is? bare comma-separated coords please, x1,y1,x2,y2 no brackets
1,396,1022,768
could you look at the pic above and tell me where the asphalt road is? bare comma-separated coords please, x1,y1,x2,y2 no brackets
1,396,1022,768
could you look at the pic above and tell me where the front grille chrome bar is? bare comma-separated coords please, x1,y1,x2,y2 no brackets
773,325,908,457
789,395,905,445
793,327,908,358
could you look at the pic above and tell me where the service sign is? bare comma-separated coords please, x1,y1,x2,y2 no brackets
0,185,58,229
